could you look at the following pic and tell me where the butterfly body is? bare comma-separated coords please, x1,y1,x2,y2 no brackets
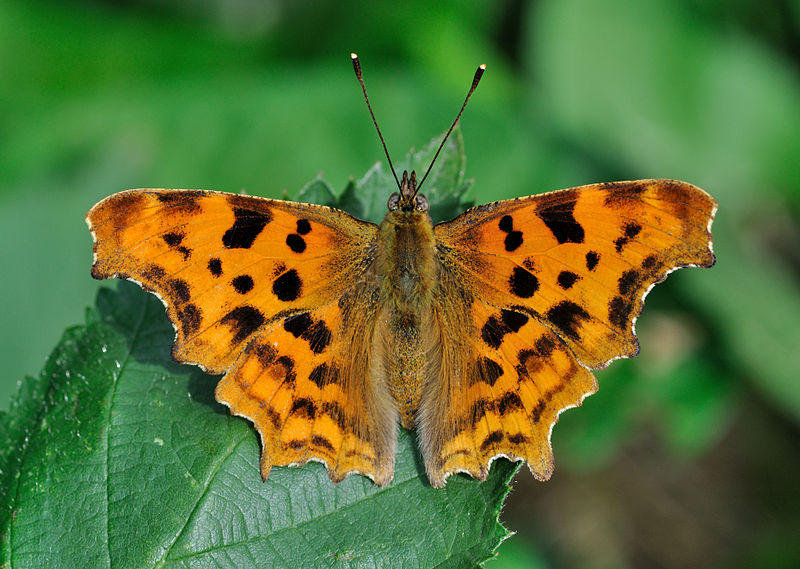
375,171,439,429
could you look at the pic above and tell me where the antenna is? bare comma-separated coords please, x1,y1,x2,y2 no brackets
416,63,485,196
351,53,401,190
351,53,486,197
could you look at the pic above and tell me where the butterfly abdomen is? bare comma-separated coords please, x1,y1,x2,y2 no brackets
376,209,440,429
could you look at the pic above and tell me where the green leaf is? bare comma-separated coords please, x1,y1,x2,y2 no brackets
348,162,394,224
337,178,363,220
294,174,338,207
397,126,474,224
0,135,517,568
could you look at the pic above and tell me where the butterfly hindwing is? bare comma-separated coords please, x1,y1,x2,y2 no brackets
87,189,397,483
216,284,398,485
418,294,597,487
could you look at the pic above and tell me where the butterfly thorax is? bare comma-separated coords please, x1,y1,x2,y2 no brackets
376,171,439,429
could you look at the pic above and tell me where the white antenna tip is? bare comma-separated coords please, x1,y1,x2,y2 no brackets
351,52,358,59
479,64,486,70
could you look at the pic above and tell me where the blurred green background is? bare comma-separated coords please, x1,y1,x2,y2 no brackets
1,0,799,567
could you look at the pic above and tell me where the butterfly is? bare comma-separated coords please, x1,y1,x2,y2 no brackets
86,54,716,487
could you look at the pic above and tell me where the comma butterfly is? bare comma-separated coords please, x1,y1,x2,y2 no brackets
86,54,716,487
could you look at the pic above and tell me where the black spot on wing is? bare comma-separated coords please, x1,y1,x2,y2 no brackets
221,306,265,344
311,434,335,452
498,214,523,252
522,257,536,272
642,255,658,269
481,309,528,349
162,232,192,260
547,301,590,341
505,232,523,252
162,232,184,247
509,267,539,298
275,355,297,387
265,407,283,429
177,303,202,335
142,264,166,283
322,401,352,431
477,357,504,387
516,349,539,376
308,364,325,388
625,222,643,238
283,312,331,354
618,269,640,296
614,222,642,253
155,191,202,212
530,400,547,424
169,279,190,303
469,399,490,426
516,333,557,377
507,433,530,445
252,342,277,367
231,274,254,294
536,197,585,244
208,258,222,277
222,206,272,249
534,335,555,358
290,398,317,419
497,392,524,415
284,312,312,337
557,271,580,289
480,430,504,452
481,316,505,349
603,182,646,206
586,251,600,271
272,269,302,301
296,219,311,235
286,234,306,253
502,309,528,332
301,321,331,354
609,296,634,329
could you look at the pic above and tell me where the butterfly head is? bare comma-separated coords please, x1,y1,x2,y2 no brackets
388,170,429,213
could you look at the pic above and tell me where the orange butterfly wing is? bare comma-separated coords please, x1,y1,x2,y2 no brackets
87,189,397,484
420,179,716,485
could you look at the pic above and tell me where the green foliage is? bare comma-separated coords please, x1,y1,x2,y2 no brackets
0,137,515,567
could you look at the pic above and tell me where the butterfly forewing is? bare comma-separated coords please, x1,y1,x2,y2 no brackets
434,179,717,369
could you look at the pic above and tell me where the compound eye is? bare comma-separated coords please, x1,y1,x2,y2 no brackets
415,194,429,212
387,193,401,210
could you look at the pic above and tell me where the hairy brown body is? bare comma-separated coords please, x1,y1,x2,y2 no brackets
375,206,438,429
